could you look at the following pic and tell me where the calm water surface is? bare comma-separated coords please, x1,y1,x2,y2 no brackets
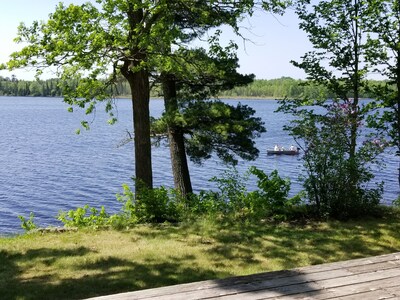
0,97,398,235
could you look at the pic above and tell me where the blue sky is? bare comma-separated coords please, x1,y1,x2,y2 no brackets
0,1,310,80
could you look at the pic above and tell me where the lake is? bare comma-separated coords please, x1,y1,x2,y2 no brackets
0,97,398,235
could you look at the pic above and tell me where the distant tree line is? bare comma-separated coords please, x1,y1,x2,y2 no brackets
0,75,63,97
0,75,162,98
0,75,385,99
218,76,386,99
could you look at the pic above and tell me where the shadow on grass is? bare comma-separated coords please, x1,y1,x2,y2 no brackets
0,214,399,300
119,215,400,298
131,214,400,272
205,216,400,270
0,246,322,300
0,245,224,300
194,217,400,299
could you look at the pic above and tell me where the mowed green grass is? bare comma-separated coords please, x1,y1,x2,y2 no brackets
1,211,400,300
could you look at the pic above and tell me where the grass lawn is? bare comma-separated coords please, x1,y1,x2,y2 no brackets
1,210,400,300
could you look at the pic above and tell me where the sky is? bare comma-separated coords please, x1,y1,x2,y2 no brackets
0,1,310,81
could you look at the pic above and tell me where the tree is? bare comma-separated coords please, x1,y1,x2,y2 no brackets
279,98,383,218
161,71,193,196
29,81,43,96
5,0,291,196
154,47,264,196
278,0,384,218
154,1,290,197
4,0,271,193
365,0,400,186
156,43,262,196
6,1,165,190
152,1,254,197
294,0,372,161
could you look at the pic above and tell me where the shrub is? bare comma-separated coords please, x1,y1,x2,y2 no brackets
52,168,305,230
116,183,184,224
393,195,400,208
196,167,301,221
57,205,109,229
209,167,249,215
278,98,384,219
248,167,303,220
18,212,38,232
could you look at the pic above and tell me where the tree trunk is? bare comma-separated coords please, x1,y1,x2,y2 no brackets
128,69,153,190
348,0,361,192
396,46,400,186
120,55,153,191
120,2,153,192
162,72,193,196
120,65,153,191
395,0,400,187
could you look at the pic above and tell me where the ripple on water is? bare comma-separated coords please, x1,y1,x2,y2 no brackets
0,97,399,235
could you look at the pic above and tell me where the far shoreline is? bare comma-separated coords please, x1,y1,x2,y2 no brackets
0,94,282,100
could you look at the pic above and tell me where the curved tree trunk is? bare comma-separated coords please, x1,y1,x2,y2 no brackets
162,72,193,197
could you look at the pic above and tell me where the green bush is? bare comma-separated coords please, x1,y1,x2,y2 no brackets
185,190,226,218
194,167,301,221
57,205,109,229
209,167,249,216
49,168,306,230
18,212,38,232
248,167,303,220
115,182,185,224
393,195,400,208
278,98,384,219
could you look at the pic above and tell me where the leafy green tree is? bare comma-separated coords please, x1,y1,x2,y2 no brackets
17,81,28,96
6,0,204,190
278,0,384,218
3,0,277,193
279,99,383,218
152,44,265,196
29,81,43,97
294,0,372,160
153,1,255,197
160,51,261,196
155,0,292,197
365,0,400,186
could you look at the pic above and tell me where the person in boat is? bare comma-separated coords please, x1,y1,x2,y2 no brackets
289,145,296,151
274,144,279,151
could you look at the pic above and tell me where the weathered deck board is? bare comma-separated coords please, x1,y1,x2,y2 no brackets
289,276,400,299
87,252,400,300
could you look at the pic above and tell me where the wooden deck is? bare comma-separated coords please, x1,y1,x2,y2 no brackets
88,252,400,299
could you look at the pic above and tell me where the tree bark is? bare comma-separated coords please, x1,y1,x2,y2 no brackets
162,72,193,196
348,0,361,191
118,2,153,192
396,45,400,186
130,69,153,190
395,0,400,186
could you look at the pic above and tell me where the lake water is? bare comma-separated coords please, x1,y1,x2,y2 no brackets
0,97,398,235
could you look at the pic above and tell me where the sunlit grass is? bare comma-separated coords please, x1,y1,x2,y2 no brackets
1,209,400,300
